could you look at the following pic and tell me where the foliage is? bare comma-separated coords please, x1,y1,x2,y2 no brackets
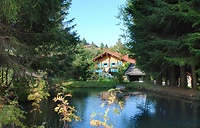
53,93,81,126
0,0,79,83
0,100,26,128
90,88,124,128
72,44,91,81
120,0,200,87
27,77,50,113
0,0,79,125
114,63,129,83
90,110,112,128
109,38,130,55
72,42,101,81
100,42,105,50
81,38,88,45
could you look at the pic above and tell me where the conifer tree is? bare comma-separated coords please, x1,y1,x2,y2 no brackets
120,0,200,89
0,0,79,83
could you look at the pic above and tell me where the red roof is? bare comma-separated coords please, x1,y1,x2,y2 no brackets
93,51,136,64
122,55,136,64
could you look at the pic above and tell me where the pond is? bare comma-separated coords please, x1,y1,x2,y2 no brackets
22,88,200,128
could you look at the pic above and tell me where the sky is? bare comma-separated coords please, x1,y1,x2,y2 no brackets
67,0,126,47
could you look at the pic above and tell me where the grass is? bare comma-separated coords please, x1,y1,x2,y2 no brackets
62,79,119,88
50,76,161,90
61,79,161,90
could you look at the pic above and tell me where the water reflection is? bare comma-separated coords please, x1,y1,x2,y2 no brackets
23,89,200,128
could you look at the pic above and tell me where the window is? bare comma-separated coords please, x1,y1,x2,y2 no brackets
103,63,108,67
98,62,101,67
118,61,122,66
111,63,116,67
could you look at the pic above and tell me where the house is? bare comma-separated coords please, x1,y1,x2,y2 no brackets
93,51,145,81
93,51,136,74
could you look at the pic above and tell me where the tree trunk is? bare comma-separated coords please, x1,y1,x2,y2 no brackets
156,74,162,85
144,75,151,82
169,66,176,86
180,65,187,88
1,67,3,84
191,64,197,90
164,70,168,86
5,66,9,86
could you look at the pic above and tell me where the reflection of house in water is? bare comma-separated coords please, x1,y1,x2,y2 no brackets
101,91,146,102
101,91,116,101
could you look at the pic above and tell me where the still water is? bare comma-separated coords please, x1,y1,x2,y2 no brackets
23,88,200,128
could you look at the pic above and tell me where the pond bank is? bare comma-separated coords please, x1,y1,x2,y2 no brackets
126,82,200,102
62,81,200,102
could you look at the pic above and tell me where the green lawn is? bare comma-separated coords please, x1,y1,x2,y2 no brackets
62,80,118,88
61,79,161,90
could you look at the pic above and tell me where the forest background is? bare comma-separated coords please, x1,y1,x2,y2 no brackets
1,0,200,127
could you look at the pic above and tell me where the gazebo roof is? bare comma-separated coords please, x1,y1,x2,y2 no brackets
125,63,145,76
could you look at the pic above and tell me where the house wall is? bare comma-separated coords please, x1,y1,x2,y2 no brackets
96,55,124,68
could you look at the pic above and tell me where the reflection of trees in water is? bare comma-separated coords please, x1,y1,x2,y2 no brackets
68,89,111,127
67,89,93,128
69,89,89,118
155,96,200,127
23,90,200,128
124,94,200,128
118,93,155,128
129,95,157,128
23,100,62,127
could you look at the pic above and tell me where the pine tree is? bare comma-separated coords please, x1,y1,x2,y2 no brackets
120,0,200,89
0,0,79,83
